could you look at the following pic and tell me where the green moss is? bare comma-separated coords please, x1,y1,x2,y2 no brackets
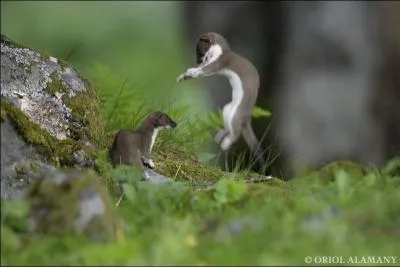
64,76,106,151
24,63,35,74
319,160,367,183
246,183,290,198
2,61,106,166
153,147,225,184
45,72,68,96
38,70,105,163
2,34,106,167
1,103,7,122
57,58,70,71
1,99,77,165
1,34,30,50
27,169,123,242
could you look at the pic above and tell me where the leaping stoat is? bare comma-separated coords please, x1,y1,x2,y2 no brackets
177,32,266,171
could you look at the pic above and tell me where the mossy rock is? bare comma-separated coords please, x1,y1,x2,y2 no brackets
1,34,106,167
27,166,123,242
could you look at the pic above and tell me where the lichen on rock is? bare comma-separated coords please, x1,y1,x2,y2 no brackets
1,34,106,167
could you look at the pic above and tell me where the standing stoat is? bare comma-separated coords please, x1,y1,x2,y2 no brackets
177,32,266,171
110,111,177,179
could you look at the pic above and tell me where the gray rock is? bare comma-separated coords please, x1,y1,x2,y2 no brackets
1,35,105,200
145,169,170,184
0,119,44,200
301,206,342,239
27,167,121,242
214,216,265,243
1,41,73,141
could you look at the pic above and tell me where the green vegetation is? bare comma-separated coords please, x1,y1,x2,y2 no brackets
27,169,122,242
2,2,400,266
2,158,399,265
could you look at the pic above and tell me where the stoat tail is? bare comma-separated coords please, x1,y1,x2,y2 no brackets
242,119,266,172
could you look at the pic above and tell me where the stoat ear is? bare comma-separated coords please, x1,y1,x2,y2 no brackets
155,111,163,118
199,37,211,44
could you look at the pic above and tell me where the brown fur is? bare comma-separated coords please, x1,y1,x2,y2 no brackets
179,32,266,172
110,111,177,173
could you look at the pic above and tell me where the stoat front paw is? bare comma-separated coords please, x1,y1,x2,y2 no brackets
147,159,155,169
177,68,201,82
141,157,155,169
186,67,201,78
177,73,186,83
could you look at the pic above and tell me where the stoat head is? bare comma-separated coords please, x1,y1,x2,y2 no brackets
195,32,231,65
149,111,177,130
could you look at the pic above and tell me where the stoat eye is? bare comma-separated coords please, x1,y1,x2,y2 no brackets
200,37,210,44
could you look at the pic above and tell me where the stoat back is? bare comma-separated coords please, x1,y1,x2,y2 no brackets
110,130,142,168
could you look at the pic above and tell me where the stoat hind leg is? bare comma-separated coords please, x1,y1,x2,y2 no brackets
214,128,229,145
220,116,243,151
241,119,266,172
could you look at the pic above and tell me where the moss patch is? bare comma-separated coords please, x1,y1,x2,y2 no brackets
45,72,69,96
1,103,7,122
62,74,106,149
319,160,367,183
152,147,225,184
2,34,107,166
245,183,291,199
45,70,106,157
1,34,30,50
1,99,77,165
27,168,123,242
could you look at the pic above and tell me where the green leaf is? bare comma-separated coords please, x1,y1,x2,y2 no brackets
122,183,137,203
1,226,21,251
213,192,228,204
213,178,248,204
108,165,143,185
1,199,28,221
382,157,400,176
228,181,248,201
252,106,272,118
335,170,351,202
1,200,28,232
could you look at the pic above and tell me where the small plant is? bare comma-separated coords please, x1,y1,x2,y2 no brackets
251,105,272,118
213,177,248,206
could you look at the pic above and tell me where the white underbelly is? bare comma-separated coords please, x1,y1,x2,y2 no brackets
223,103,234,130
218,68,244,134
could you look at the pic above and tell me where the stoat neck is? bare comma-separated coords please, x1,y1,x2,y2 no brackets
136,119,156,133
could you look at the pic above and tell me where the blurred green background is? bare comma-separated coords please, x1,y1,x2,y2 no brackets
1,0,208,120
2,3,400,265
